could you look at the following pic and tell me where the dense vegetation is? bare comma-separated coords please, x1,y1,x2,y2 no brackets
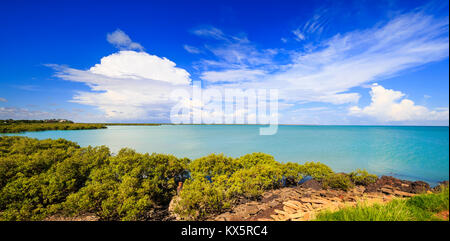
173,154,344,220
0,136,190,220
0,137,110,220
63,149,189,220
0,123,106,133
315,186,449,221
0,136,392,221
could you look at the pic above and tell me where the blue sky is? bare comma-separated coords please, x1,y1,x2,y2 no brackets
0,0,448,125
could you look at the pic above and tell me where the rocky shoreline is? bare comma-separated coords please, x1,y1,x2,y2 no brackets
177,176,446,221
46,176,447,221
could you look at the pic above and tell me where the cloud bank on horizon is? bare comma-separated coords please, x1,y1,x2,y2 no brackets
3,2,447,125
350,84,449,122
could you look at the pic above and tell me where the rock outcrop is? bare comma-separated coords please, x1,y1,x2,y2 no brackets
210,185,394,221
209,176,436,221
365,176,430,194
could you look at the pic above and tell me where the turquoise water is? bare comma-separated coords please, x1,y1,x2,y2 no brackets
2,125,449,186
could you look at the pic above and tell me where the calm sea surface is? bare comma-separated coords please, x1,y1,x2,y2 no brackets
2,125,449,186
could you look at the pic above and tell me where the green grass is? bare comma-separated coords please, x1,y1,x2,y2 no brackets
315,187,449,221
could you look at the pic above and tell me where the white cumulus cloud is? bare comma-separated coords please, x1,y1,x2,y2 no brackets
349,84,449,122
89,51,191,85
48,45,191,120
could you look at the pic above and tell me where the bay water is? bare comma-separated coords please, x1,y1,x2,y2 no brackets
2,125,448,186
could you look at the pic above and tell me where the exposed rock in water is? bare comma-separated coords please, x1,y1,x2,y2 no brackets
410,181,430,193
365,176,431,194
432,181,449,192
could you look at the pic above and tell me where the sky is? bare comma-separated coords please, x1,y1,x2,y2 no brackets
0,0,448,125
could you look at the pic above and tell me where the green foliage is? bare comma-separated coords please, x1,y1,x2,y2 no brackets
174,153,284,220
226,164,284,199
322,173,354,191
237,152,279,169
0,136,189,221
63,149,189,221
0,123,106,133
315,187,449,221
406,186,449,213
175,153,344,220
281,162,304,184
188,153,239,178
173,177,230,219
298,161,334,180
0,136,109,220
229,153,285,197
0,137,81,189
349,169,377,186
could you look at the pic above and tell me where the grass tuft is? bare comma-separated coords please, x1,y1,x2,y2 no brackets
315,186,449,221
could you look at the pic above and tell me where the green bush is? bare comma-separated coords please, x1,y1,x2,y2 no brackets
349,169,378,186
174,153,284,220
188,153,238,178
282,162,304,184
322,173,354,191
226,164,284,199
0,137,190,221
63,149,189,221
237,152,279,169
298,161,334,180
173,177,229,219
0,136,109,220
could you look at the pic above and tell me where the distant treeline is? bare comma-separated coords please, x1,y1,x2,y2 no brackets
0,122,106,133
1,119,73,124
0,119,167,133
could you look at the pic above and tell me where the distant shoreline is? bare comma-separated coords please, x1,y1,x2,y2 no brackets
99,123,449,127
1,121,447,134
2,119,448,129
